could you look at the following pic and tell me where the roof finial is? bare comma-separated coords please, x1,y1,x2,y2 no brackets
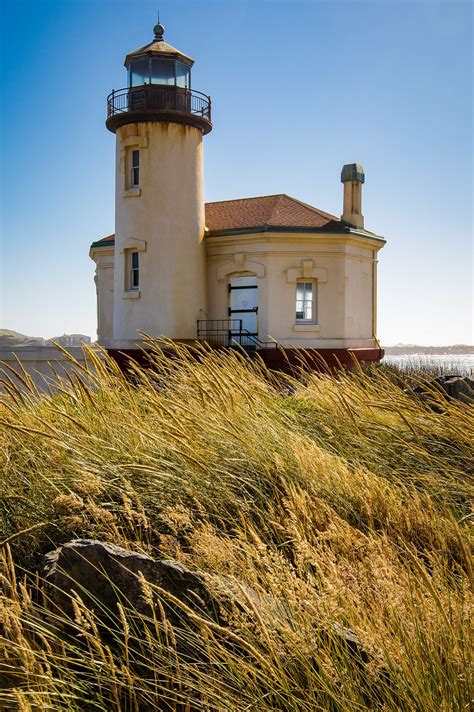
153,11,165,41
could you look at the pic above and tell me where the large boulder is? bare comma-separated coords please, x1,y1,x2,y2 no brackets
41,539,226,626
411,374,474,405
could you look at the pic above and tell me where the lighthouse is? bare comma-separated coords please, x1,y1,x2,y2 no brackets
90,22,386,371
104,23,211,348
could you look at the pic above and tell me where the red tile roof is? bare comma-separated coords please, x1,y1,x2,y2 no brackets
91,194,340,247
205,194,338,232
94,233,115,245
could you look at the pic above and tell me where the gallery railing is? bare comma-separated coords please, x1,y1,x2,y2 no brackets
107,85,211,122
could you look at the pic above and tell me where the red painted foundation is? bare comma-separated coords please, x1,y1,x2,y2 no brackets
106,346,384,376
256,347,384,374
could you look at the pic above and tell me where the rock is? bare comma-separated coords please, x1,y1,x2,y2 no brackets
41,539,225,627
411,374,474,405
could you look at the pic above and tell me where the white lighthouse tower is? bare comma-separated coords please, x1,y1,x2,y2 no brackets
103,23,211,349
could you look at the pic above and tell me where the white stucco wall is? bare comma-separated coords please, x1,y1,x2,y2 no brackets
91,229,382,351
205,233,383,349
344,252,373,340
91,247,114,342
111,121,206,346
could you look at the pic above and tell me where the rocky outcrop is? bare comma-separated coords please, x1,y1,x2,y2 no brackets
42,540,369,652
41,539,392,704
411,374,474,405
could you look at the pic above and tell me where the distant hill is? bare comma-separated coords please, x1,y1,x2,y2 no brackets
46,334,91,347
383,344,473,355
0,329,45,348
0,330,92,349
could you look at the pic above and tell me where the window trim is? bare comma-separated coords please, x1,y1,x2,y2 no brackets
130,250,139,290
130,149,140,189
125,249,140,292
295,280,317,324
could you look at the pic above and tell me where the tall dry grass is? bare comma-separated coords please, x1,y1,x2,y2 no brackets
0,341,472,711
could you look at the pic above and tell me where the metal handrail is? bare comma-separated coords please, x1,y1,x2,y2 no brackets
197,320,277,351
107,85,211,121
234,329,278,350
197,319,243,336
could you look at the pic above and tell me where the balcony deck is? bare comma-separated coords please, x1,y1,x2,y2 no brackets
106,84,212,134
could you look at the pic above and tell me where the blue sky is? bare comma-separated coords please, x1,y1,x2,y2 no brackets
1,0,472,345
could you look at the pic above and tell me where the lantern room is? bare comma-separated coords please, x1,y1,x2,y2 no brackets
125,23,193,89
105,23,211,135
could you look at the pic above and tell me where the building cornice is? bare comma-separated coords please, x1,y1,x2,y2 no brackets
89,229,384,260
205,224,386,245
89,243,115,261
207,250,378,264
205,230,385,252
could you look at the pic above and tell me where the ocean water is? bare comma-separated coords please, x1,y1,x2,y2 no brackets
382,354,474,376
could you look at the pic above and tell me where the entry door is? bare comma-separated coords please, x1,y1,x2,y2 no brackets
229,275,258,342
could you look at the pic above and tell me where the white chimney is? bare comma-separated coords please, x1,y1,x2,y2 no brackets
341,163,365,229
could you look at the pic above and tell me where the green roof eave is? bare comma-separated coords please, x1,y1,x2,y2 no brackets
344,227,386,244
88,227,386,252
90,239,115,249
206,224,386,244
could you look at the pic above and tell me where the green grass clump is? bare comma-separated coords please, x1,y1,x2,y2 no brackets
0,341,472,711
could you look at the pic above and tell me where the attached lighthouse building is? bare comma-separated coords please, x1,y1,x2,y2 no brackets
90,24,386,367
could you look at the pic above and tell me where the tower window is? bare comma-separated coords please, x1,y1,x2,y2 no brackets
130,149,140,187
129,58,149,87
296,281,316,322
151,58,175,85
126,250,139,290
176,61,191,88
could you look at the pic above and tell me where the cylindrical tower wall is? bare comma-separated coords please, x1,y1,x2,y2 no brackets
113,121,206,343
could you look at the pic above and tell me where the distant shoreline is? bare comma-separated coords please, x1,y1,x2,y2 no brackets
383,345,473,356
1,333,473,358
